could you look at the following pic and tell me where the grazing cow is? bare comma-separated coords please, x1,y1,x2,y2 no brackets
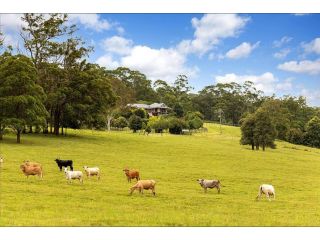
55,158,73,171
83,166,100,180
24,160,42,168
64,167,83,184
20,164,43,179
256,184,275,201
129,180,156,196
123,168,140,182
197,179,221,193
0,156,3,167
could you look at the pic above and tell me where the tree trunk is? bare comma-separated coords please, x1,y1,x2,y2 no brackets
54,107,61,136
61,126,64,135
255,144,259,150
251,143,254,150
0,133,3,140
29,125,33,133
262,144,265,151
17,130,21,143
107,115,113,131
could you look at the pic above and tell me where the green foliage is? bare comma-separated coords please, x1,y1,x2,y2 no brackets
168,117,187,134
133,108,147,119
240,113,256,150
148,116,169,133
253,108,277,151
128,114,143,133
286,128,304,145
303,116,320,148
112,117,128,129
0,54,48,143
173,103,184,117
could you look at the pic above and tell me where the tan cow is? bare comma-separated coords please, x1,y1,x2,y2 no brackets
20,164,43,179
129,180,156,196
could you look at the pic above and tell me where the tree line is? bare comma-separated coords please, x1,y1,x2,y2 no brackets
0,14,319,148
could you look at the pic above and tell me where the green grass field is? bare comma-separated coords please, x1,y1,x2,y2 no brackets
0,123,320,226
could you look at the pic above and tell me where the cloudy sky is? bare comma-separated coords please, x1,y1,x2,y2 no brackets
1,14,320,106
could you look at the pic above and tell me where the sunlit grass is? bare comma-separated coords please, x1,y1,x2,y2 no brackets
0,123,319,226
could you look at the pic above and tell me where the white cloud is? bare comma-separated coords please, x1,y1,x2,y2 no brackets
101,36,133,56
225,41,259,59
300,88,320,106
215,72,278,94
273,36,292,48
96,54,120,69
278,59,320,75
275,78,293,91
121,45,198,82
177,14,250,55
0,14,24,32
68,14,112,32
302,38,320,55
273,48,291,59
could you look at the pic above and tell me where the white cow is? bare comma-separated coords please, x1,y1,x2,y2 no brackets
83,166,100,180
64,167,83,184
256,184,275,201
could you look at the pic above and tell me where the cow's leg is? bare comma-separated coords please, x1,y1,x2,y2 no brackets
204,187,207,193
70,165,73,171
59,166,62,171
129,187,135,195
266,193,270,201
152,187,156,196
217,186,221,194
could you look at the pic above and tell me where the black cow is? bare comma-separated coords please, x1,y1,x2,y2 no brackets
55,159,73,171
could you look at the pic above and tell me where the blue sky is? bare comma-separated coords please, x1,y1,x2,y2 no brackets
1,14,320,106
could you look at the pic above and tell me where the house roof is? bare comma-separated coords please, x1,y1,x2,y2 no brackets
127,103,169,109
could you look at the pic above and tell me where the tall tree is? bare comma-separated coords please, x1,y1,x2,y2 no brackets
253,108,277,151
0,54,47,143
304,116,320,148
240,113,256,150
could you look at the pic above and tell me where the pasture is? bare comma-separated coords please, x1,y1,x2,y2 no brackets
0,123,319,226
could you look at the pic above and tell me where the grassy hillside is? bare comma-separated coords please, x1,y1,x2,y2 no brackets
0,123,319,226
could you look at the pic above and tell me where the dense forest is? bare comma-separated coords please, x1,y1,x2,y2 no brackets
0,14,319,148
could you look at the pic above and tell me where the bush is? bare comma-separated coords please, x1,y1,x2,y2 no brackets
134,108,148,119
128,115,143,133
188,117,203,130
112,117,128,129
286,128,303,145
168,117,187,134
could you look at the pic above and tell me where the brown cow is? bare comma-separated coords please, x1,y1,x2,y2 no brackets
129,180,156,196
20,164,43,179
123,168,140,182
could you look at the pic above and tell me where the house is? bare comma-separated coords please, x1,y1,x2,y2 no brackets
127,103,170,116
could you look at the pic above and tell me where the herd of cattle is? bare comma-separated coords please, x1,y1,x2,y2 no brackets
0,155,276,200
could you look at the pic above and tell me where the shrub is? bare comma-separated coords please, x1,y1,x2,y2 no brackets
286,128,303,145
134,108,148,119
113,117,128,129
128,115,143,133
187,117,203,130
168,117,187,135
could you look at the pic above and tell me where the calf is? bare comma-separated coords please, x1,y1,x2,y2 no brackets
197,179,221,193
20,164,43,179
123,168,140,182
83,166,100,180
129,180,156,196
64,167,83,184
256,184,275,201
55,158,73,171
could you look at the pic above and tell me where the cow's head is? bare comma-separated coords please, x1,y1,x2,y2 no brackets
123,168,129,172
197,179,204,186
